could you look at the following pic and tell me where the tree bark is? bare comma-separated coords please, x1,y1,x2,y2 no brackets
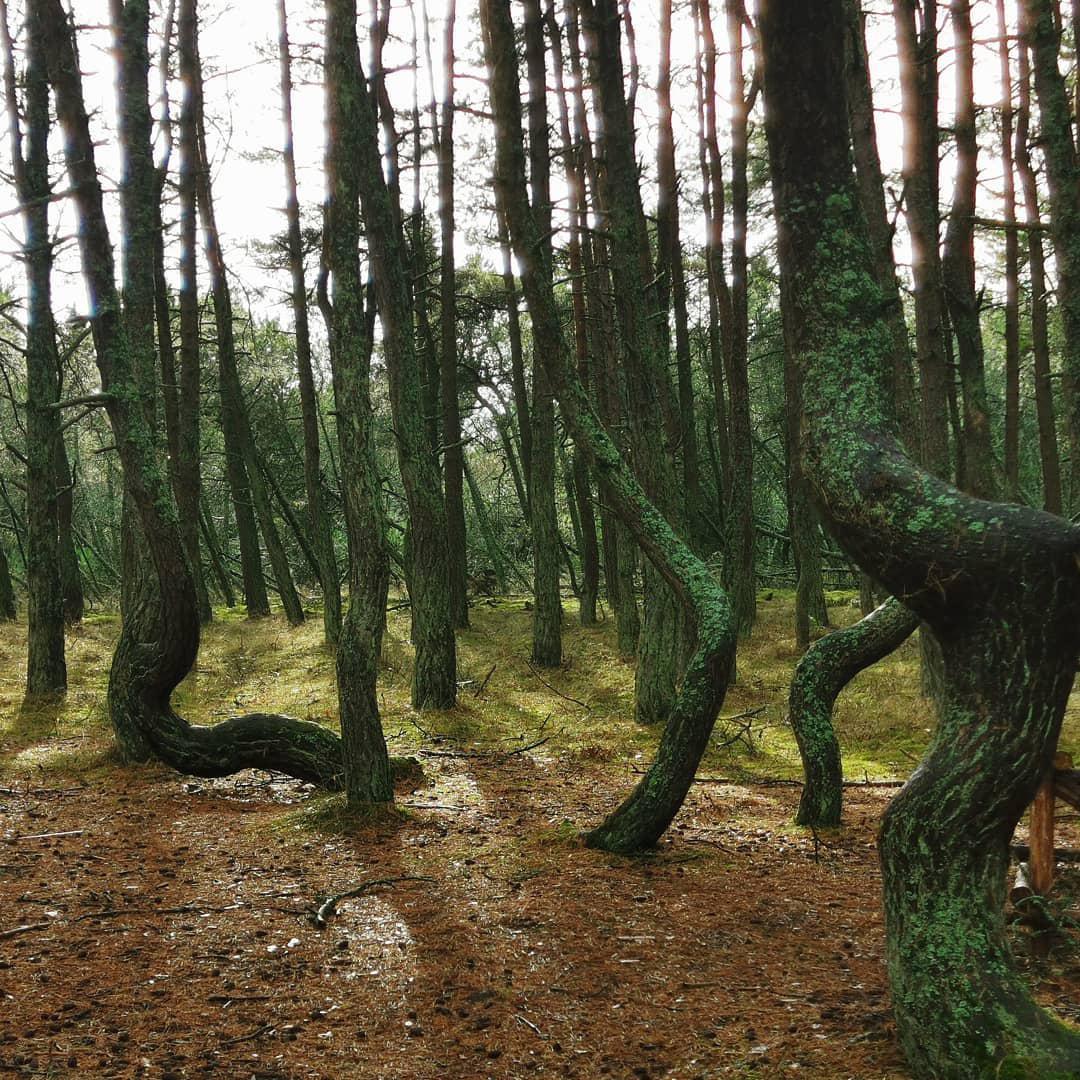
1024,0,1080,514
761,3,1080,1072
525,0,562,668
322,0,393,805
39,0,357,790
790,598,918,827
1016,10,1064,515
941,0,996,500
351,20,457,709
278,0,340,643
483,0,735,853
1,0,66,698
580,0,681,724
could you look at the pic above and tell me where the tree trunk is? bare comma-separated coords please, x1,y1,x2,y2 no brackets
761,4,1080,1072
436,0,469,630
2,0,66,698
351,21,457,710
1016,11,1064,515
723,0,757,639
483,0,735,853
175,0,210,625
1024,0,1080,514
322,0,393,805
40,0,355,788
790,598,918,827
525,0,562,668
996,0,1022,502
657,0,706,556
278,0,340,643
0,538,15,620
941,0,995,500
192,42,303,628
580,0,681,724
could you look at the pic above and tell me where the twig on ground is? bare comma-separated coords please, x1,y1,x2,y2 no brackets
516,1014,545,1037
7,829,84,842
475,663,497,697
311,875,436,929
0,922,50,940
524,659,591,712
220,1023,275,1047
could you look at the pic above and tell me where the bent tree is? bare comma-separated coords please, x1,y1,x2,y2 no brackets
761,1,1080,1076
38,0,371,793
481,0,735,854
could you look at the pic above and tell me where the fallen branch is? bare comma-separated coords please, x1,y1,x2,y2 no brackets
311,875,436,929
7,829,84,842
474,663,497,698
524,659,591,712
0,922,50,940
220,1023,275,1047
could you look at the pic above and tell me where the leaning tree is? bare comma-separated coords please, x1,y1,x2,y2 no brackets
760,0,1080,1075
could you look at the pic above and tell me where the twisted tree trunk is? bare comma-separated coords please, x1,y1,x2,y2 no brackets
789,598,917,827
38,0,360,792
483,0,735,854
762,2,1080,1073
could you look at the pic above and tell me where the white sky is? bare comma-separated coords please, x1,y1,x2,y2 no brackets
0,0,1032,327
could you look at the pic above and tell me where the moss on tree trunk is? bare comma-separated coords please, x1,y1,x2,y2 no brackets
761,3,1080,1074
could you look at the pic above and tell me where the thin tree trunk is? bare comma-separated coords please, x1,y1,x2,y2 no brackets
723,0,757,638
192,42,303,627
437,0,469,630
176,0,210,625
278,0,340,643
580,0,681,725
199,501,235,608
941,0,995,500
483,0,735,853
0,539,15,620
1,0,66,698
351,20,457,709
322,0,393,805
996,0,1022,502
1016,9,1063,514
1024,0,1080,513
525,0,562,668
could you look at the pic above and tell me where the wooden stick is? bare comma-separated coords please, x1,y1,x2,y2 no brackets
1029,766,1057,896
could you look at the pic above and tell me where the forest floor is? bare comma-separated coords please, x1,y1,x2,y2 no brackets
2,593,1080,1079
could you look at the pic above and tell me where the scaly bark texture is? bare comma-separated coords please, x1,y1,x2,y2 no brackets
2,0,66,698
483,0,735,854
789,598,917,827
761,2,1080,1074
322,0,393,805
350,24,457,710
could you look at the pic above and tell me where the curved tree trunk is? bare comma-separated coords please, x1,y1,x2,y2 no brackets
482,0,735,854
790,598,918,827
38,0,357,791
761,3,1080,1073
